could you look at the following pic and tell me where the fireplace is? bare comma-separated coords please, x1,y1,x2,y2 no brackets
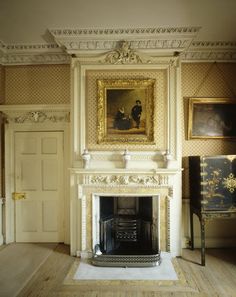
69,40,182,262
92,194,161,267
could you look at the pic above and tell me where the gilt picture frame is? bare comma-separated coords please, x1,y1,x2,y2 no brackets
188,97,236,139
97,79,155,144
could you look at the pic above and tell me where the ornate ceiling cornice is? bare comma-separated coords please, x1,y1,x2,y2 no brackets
1,52,70,65
181,41,236,61
50,27,200,36
1,27,236,64
49,26,201,55
0,41,70,65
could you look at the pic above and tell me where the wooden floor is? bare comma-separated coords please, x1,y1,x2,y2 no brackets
5,244,236,297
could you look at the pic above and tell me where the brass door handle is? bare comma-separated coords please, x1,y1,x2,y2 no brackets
12,192,26,200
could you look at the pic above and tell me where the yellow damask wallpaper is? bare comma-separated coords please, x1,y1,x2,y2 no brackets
4,64,70,104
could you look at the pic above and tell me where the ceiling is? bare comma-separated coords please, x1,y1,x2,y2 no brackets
0,0,236,64
1,0,236,44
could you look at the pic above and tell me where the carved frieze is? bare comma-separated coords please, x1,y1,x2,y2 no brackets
50,26,200,54
0,105,70,124
83,174,170,187
1,53,70,65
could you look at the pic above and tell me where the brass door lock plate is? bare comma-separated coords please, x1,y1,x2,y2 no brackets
12,192,26,200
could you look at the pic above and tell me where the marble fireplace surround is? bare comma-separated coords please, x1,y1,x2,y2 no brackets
70,168,182,258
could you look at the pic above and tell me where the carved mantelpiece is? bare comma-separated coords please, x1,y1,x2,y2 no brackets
72,168,179,190
70,168,181,257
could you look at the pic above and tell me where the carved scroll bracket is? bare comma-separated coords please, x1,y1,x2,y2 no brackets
102,40,150,64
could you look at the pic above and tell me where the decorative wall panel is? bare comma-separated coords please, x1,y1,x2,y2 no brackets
5,64,70,104
86,69,167,150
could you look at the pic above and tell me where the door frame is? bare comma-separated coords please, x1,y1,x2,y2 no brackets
0,104,70,244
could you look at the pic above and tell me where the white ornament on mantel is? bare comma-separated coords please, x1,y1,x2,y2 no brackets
122,149,131,169
163,150,173,169
82,149,91,169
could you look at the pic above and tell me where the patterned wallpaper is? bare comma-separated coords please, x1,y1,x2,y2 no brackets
2,62,236,198
181,63,236,198
0,65,5,196
4,64,70,104
86,69,167,151
0,65,5,104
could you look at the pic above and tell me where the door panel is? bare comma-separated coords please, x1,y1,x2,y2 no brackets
21,201,38,232
15,131,64,242
21,159,40,190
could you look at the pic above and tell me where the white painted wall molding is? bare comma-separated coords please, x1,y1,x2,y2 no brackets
0,40,6,54
1,53,70,65
0,40,70,65
0,104,70,124
0,197,4,245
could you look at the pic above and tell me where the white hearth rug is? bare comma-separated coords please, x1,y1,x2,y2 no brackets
63,252,198,292
71,252,176,281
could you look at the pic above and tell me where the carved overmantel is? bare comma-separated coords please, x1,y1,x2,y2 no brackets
66,27,184,259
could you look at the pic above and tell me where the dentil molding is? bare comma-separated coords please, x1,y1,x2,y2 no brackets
50,26,200,54
181,41,236,61
0,40,70,65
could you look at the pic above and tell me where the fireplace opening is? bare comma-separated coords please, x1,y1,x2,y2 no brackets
92,195,161,267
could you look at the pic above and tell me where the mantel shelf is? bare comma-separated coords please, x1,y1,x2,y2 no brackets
69,168,182,175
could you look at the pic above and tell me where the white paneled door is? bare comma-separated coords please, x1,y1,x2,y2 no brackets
14,132,64,242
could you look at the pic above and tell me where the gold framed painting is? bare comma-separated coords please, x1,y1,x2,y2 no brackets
188,97,236,139
97,79,155,144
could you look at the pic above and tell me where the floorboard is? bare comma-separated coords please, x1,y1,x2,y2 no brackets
1,244,236,297
0,243,56,297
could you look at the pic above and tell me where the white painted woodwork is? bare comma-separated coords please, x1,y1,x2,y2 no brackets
0,198,3,245
69,50,183,258
15,131,64,242
0,104,70,245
